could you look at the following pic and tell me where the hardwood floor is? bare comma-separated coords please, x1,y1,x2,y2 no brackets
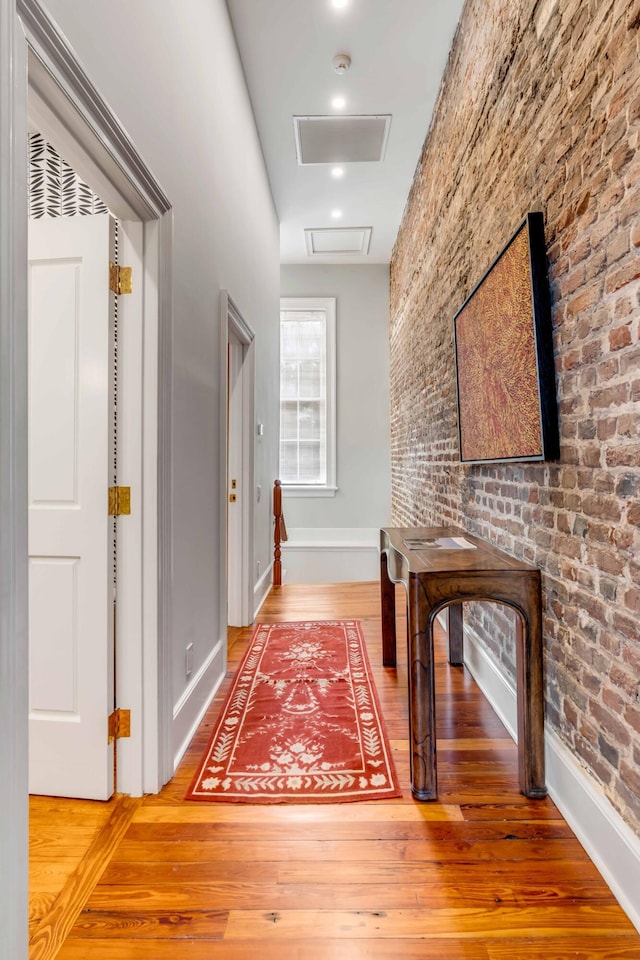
30,582,640,958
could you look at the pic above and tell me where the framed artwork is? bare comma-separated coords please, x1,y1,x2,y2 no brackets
453,212,559,464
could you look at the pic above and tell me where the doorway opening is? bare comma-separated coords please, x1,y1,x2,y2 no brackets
220,292,255,636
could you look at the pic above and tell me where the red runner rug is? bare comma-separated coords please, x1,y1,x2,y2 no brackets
186,620,402,803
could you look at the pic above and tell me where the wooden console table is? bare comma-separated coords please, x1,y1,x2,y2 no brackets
380,527,546,802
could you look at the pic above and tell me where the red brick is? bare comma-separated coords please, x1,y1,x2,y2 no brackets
624,704,640,735
617,614,640,643
591,208,618,249
620,761,640,797
627,502,640,525
609,325,632,350
609,664,638,698
617,413,640,437
619,184,640,224
566,284,602,317
597,418,617,440
596,357,619,381
604,256,640,294
606,229,630,264
606,444,640,467
610,141,634,176
590,701,631,747
623,585,640,612
613,295,634,319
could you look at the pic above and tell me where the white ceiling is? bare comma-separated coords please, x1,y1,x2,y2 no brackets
226,0,465,265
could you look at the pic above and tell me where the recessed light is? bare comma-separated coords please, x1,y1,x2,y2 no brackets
331,209,343,219
331,96,346,110
331,167,344,178
331,0,348,9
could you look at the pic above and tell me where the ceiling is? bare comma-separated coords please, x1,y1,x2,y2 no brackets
226,0,466,265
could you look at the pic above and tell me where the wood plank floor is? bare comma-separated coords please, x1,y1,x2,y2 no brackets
30,582,640,959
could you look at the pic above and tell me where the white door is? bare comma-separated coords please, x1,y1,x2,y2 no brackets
227,338,244,627
28,214,115,801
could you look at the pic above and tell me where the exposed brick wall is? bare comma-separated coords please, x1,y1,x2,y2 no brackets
390,0,640,832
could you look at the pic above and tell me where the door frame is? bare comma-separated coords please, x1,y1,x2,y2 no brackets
0,2,29,954
220,291,255,634
20,0,174,797
0,1,175,946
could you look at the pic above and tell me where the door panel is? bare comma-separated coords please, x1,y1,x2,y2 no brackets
28,213,115,801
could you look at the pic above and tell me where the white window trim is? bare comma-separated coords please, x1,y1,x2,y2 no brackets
280,296,337,498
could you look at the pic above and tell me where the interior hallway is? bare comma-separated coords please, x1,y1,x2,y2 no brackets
29,582,639,958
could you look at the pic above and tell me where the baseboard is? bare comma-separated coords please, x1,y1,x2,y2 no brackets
172,637,226,771
281,527,380,583
253,562,273,618
464,628,640,933
463,627,518,739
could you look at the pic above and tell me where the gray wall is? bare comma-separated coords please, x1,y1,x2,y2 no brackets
39,0,281,745
280,264,392,530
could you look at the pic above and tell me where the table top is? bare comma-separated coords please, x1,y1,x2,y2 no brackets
380,526,538,575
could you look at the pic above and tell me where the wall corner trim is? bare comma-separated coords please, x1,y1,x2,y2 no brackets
464,629,640,934
254,563,274,619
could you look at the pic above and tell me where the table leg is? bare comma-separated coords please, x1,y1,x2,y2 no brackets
447,603,464,666
515,591,547,798
380,551,397,667
407,578,437,800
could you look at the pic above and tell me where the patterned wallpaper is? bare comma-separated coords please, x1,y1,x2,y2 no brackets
28,132,108,218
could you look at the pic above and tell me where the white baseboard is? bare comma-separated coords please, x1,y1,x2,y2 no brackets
464,627,640,934
281,527,379,584
172,637,226,771
463,627,518,739
253,562,273,618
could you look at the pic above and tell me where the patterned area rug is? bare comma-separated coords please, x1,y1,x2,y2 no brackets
186,620,402,803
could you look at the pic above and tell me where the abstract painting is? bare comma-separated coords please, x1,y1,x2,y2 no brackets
453,213,559,463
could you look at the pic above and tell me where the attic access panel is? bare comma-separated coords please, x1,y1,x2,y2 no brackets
304,227,372,256
294,115,391,165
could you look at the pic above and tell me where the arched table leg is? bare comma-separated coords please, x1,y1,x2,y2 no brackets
407,579,437,800
380,551,397,667
515,594,546,797
447,604,464,666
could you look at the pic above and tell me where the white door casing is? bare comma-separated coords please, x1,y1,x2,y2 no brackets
112,219,147,795
227,337,244,627
220,292,256,632
28,213,114,801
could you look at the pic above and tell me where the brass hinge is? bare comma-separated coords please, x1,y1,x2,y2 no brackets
108,708,131,744
109,262,133,295
108,485,131,516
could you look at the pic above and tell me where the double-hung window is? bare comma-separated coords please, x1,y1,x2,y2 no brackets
279,297,336,496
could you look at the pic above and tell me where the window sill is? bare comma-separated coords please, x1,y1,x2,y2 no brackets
281,485,338,499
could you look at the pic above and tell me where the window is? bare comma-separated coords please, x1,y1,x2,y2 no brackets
279,297,336,496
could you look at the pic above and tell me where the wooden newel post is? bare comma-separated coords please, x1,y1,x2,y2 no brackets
273,479,287,586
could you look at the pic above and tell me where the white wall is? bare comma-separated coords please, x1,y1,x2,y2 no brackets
38,0,280,756
280,264,392,528
280,264,391,582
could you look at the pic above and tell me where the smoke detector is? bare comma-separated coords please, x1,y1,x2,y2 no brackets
332,53,352,75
